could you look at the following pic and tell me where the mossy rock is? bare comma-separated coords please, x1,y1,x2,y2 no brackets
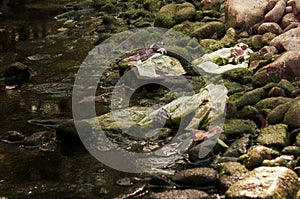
100,3,118,13
278,79,296,95
239,105,260,120
238,145,279,169
223,80,244,95
261,32,276,46
154,4,177,28
284,99,300,129
224,134,251,157
223,119,258,138
266,101,293,124
257,124,289,147
221,68,253,84
251,35,263,50
175,3,196,23
235,88,267,109
143,0,162,12
219,162,248,190
192,21,225,40
282,146,300,156
255,97,294,110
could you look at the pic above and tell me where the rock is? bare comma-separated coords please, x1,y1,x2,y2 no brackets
235,88,267,109
143,0,162,12
239,145,279,169
239,105,260,120
261,32,277,46
282,146,300,156
224,134,251,157
265,0,278,12
200,0,221,11
281,13,300,29
257,124,289,147
1,131,25,144
264,0,286,23
221,68,252,85
219,162,248,190
268,86,286,97
154,4,177,28
255,97,294,110
251,34,263,50
270,27,300,51
56,121,91,145
172,167,218,187
225,0,269,29
252,51,300,87
286,5,293,13
284,99,300,128
149,189,209,199
290,0,300,15
192,21,225,39
226,166,299,198
257,22,283,35
223,119,258,139
3,62,33,86
266,101,293,124
175,3,196,24
23,131,55,149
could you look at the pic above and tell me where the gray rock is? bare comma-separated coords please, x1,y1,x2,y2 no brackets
223,119,258,138
225,166,299,199
172,167,218,187
257,124,289,147
239,145,279,169
224,134,251,157
219,162,248,190
149,189,209,199
225,0,269,29
270,27,300,51
257,22,283,35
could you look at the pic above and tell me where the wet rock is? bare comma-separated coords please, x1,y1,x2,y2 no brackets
239,105,260,120
23,131,55,149
219,162,248,190
266,101,293,124
261,32,277,46
268,86,286,97
223,119,258,138
271,27,300,51
143,0,162,12
225,166,299,199
221,68,253,85
257,124,289,147
1,131,25,144
251,35,263,50
281,13,300,29
149,189,209,199
3,62,33,86
172,167,218,187
257,22,283,35
264,0,286,23
225,0,269,29
27,54,52,61
255,97,294,114
56,121,91,146
235,88,267,109
192,21,225,39
175,3,196,24
284,99,300,128
252,51,300,87
239,145,279,169
290,0,300,15
224,134,251,157
278,79,296,95
200,0,221,11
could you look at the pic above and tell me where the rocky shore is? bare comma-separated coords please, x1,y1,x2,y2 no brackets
2,0,300,198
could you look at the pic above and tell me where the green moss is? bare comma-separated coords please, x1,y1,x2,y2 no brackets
236,88,267,109
257,124,289,147
223,119,258,138
255,97,294,110
192,21,225,40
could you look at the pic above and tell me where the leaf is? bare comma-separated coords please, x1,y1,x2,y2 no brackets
217,138,229,148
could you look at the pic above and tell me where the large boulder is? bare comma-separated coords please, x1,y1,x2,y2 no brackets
225,0,269,29
252,51,300,87
270,27,300,51
226,166,299,198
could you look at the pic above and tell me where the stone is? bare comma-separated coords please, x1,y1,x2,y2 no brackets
239,145,279,169
257,124,289,147
261,32,277,46
175,3,196,24
266,101,293,124
284,99,300,128
239,106,260,120
252,51,300,87
270,27,300,51
257,22,283,35
172,167,218,187
282,145,300,156
281,13,300,29
235,88,267,109
3,62,32,86
223,119,258,139
226,166,299,199
251,34,263,50
264,0,286,23
219,162,248,190
225,0,269,29
192,21,225,39
290,0,300,15
200,0,221,11
278,79,296,95
224,134,251,157
255,97,294,110
149,189,209,199
268,86,286,97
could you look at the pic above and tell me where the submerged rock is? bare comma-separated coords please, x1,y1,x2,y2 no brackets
225,166,299,198
172,167,218,187
149,189,209,199
3,62,33,86
219,162,248,190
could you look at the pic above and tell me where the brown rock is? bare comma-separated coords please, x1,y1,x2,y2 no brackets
226,0,269,29
257,22,283,35
290,0,300,15
286,5,293,13
266,0,278,12
270,27,300,51
252,51,300,86
281,13,300,29
264,0,286,23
